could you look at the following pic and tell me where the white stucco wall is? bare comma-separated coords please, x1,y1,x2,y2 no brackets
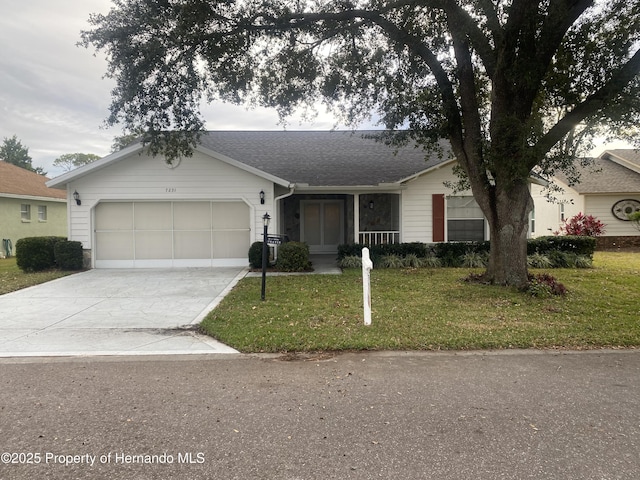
65,149,275,250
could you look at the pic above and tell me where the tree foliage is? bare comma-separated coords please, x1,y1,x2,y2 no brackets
0,135,46,175
81,0,640,286
53,153,101,172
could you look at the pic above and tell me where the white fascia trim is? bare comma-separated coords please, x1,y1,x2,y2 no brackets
196,145,292,188
294,184,404,194
0,193,67,203
600,150,640,174
398,158,458,184
46,143,145,188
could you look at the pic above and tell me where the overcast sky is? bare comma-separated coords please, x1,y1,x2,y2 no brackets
0,1,632,179
0,0,351,178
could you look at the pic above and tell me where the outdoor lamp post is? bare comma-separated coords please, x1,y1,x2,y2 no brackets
261,212,271,301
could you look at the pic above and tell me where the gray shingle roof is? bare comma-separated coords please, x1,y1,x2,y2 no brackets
198,131,452,186
555,151,640,193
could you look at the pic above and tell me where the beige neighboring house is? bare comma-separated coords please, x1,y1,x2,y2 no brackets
531,149,640,247
0,161,67,257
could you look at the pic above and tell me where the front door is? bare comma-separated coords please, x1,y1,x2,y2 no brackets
301,200,344,253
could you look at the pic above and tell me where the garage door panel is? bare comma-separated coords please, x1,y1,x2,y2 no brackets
95,203,133,230
135,231,173,259
212,202,249,229
96,232,134,260
174,202,211,230
135,202,172,230
174,231,211,259
212,231,250,258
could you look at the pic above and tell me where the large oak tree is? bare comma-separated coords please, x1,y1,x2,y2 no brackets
81,0,640,286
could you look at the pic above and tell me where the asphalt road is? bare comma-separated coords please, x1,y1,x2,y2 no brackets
1,350,638,479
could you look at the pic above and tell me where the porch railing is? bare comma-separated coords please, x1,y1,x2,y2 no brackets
358,231,400,246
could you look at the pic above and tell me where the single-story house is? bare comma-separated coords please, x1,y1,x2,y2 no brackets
531,149,640,247
0,160,67,257
46,131,638,268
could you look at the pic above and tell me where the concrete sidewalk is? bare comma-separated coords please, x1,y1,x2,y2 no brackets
0,268,246,357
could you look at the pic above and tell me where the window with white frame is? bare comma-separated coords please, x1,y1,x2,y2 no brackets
21,204,31,221
447,196,485,242
559,203,566,222
38,205,47,221
530,207,536,234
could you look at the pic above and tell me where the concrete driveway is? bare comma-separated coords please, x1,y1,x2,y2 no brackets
0,268,246,357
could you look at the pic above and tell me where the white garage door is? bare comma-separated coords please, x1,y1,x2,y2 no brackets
95,201,250,267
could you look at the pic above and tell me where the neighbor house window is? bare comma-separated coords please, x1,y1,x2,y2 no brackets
38,205,47,222
21,204,31,221
560,203,566,222
530,208,536,234
447,196,485,242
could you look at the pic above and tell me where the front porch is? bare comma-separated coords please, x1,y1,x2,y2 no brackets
279,193,400,253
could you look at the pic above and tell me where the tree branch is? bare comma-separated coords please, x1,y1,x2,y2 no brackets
535,48,640,162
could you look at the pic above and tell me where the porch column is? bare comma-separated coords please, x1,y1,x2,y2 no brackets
353,193,360,244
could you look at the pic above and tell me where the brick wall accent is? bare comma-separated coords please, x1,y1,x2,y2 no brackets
596,236,640,250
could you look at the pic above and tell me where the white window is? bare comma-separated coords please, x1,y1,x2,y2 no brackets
447,196,485,242
530,208,536,234
38,205,47,221
560,203,566,222
21,204,31,221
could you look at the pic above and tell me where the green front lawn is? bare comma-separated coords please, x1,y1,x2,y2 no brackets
201,252,640,352
0,257,73,295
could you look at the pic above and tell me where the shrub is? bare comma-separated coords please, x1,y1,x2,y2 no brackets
460,251,488,268
561,212,606,237
524,273,567,298
379,254,405,268
528,252,552,269
54,240,84,270
422,254,442,268
629,211,640,232
276,242,310,272
527,235,596,257
574,255,593,268
248,241,265,268
15,236,66,272
338,256,362,269
402,253,423,268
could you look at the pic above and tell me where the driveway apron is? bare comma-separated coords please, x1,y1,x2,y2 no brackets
0,268,246,357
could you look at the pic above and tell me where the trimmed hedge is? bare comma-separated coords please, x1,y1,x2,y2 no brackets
15,236,67,272
276,242,310,272
54,240,84,270
527,235,596,256
338,236,595,268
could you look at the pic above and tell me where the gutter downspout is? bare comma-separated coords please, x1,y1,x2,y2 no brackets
274,184,296,236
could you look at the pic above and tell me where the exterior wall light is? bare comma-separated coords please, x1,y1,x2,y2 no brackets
260,190,265,204
73,190,81,206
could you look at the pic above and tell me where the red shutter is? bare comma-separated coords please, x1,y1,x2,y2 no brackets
432,194,445,242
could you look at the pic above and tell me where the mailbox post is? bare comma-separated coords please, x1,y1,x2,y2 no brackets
362,247,373,325
261,213,271,301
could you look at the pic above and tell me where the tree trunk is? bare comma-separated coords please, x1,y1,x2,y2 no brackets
483,181,533,288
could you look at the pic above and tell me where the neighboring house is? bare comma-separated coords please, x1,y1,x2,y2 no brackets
0,161,67,257
531,149,640,247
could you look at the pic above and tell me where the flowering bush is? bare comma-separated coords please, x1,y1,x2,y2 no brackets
525,273,568,298
561,212,606,237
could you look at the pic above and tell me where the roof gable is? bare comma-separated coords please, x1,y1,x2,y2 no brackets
555,154,640,194
0,161,66,200
47,131,453,188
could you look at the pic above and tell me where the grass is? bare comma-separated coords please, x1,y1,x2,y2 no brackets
0,257,73,295
200,252,640,353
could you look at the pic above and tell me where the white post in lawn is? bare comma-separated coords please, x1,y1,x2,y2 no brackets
362,247,373,326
